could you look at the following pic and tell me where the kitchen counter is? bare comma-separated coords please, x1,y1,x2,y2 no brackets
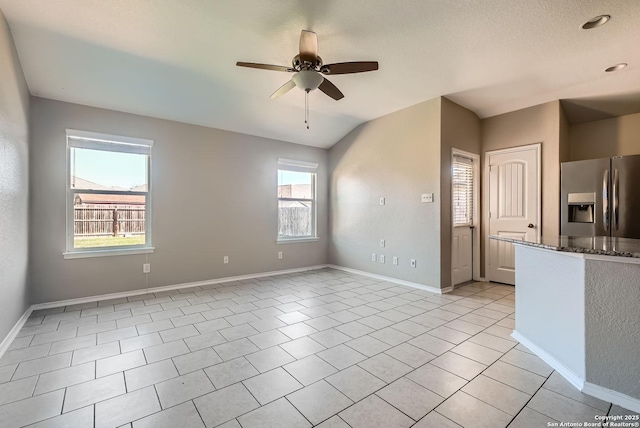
494,235,640,412
489,234,640,258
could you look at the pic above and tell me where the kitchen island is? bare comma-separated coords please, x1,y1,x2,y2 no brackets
490,235,640,412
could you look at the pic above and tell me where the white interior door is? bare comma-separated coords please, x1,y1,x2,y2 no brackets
452,226,472,284
487,145,540,285
452,152,476,286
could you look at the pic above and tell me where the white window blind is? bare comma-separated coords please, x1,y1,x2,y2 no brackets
67,129,153,155
277,158,318,172
453,155,474,227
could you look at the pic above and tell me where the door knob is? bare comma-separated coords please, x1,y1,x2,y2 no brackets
527,223,534,228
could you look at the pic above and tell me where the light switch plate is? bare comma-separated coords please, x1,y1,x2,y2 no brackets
379,197,385,205
380,239,385,247
421,193,434,203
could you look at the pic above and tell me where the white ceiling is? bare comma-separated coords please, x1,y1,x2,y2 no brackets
1,0,639,148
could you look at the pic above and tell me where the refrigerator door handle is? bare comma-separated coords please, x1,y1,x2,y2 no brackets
603,170,609,232
613,169,619,230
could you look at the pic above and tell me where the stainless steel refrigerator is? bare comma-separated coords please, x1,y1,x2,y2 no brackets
561,155,640,238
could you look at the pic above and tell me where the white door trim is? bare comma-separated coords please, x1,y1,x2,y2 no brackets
485,143,542,283
451,148,481,282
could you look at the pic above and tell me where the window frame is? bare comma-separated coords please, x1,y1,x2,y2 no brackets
276,158,319,243
63,129,154,259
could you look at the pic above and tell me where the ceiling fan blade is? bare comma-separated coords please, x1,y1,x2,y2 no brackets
299,30,318,62
270,80,296,99
318,77,344,100
321,61,379,75
236,62,294,72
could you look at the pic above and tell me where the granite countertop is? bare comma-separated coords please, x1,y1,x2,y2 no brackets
489,235,640,258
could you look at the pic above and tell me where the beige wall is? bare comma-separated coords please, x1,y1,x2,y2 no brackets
329,98,443,289
29,98,328,303
559,104,571,163
440,98,481,286
569,112,640,161
481,101,563,274
0,10,30,338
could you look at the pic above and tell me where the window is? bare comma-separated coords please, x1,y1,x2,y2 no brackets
453,154,474,227
277,158,318,241
64,130,153,258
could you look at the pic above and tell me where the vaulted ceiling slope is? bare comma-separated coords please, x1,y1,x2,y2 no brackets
1,1,639,148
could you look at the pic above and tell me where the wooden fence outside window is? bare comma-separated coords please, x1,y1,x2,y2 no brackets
74,206,145,237
74,206,309,238
278,206,312,237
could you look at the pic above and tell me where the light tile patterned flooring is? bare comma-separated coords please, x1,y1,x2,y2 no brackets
0,268,637,427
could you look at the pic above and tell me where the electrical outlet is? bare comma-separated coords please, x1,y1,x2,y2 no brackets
142,263,150,274
380,255,385,263
379,197,385,205
223,256,229,264
380,239,385,247
393,256,398,266
278,251,283,259
371,253,377,262
410,259,417,268
421,193,434,203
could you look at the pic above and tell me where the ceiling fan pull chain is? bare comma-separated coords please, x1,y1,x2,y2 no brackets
305,90,310,129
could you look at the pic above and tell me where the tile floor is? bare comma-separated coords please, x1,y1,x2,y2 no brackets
0,268,637,427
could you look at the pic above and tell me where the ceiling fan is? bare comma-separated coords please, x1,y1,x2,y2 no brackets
237,30,379,128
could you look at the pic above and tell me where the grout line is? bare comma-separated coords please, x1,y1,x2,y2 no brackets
432,410,466,427
60,385,67,415
283,391,326,426
497,355,553,378
190,398,209,427
502,369,556,426
373,381,437,423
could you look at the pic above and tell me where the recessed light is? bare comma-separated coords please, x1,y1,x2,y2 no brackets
605,63,627,72
582,15,610,29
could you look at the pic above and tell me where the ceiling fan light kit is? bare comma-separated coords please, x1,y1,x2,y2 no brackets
237,30,379,129
292,70,324,92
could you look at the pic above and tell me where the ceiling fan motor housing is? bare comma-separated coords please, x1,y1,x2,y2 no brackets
292,54,323,71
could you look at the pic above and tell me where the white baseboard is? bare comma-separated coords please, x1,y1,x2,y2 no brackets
582,382,640,414
514,331,640,411
511,331,585,390
31,264,331,310
0,307,33,359
328,264,452,294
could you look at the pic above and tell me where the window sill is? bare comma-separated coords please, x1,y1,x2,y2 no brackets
63,247,155,259
276,237,320,244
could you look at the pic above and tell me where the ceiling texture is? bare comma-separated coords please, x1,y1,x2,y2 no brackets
1,0,639,148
